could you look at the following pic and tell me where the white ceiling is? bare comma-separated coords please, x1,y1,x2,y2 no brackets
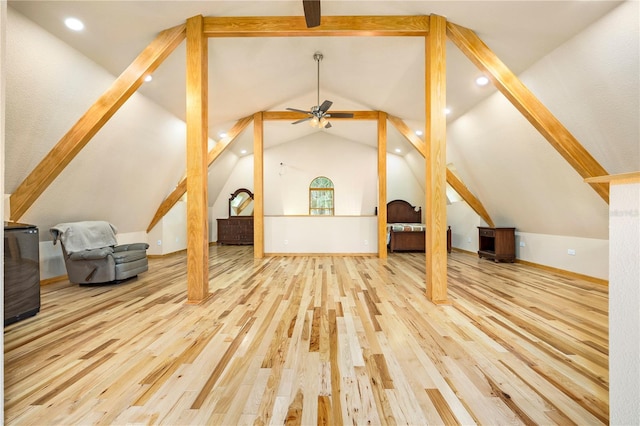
9,0,622,157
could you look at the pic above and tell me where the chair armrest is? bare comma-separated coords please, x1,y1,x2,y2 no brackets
114,243,149,252
68,247,114,260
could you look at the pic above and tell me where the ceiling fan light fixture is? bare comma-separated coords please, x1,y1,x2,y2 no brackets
286,51,353,128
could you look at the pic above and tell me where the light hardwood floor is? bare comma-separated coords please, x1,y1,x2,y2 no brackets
4,246,608,425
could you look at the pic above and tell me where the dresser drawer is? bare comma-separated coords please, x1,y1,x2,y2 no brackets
479,228,495,237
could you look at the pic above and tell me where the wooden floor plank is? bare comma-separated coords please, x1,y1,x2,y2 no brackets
3,247,608,425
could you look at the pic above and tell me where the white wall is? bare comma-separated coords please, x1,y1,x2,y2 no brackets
609,180,640,425
263,133,378,216
147,200,188,256
6,8,186,235
387,152,425,217
443,1,638,280
265,216,377,254
447,201,484,252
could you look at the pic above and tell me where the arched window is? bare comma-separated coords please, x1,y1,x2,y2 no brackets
309,176,334,215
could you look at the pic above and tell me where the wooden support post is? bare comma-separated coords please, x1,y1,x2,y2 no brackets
185,15,209,303
378,112,388,259
425,15,448,304
253,112,265,258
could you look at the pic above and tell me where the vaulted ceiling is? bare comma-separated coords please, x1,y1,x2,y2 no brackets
9,1,621,158
6,0,636,242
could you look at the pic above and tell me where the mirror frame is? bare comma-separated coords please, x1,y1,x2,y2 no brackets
229,188,254,217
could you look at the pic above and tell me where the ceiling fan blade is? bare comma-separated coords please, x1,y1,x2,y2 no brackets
286,107,311,114
318,100,332,113
327,112,354,118
302,0,321,28
292,117,313,125
324,121,332,129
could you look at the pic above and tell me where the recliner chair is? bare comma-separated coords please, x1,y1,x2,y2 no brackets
50,221,149,284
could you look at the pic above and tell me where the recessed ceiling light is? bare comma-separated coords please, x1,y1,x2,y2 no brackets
395,148,401,153
219,132,227,139
240,149,247,155
475,76,490,86
64,17,84,31
415,130,423,136
144,75,153,83
444,107,451,115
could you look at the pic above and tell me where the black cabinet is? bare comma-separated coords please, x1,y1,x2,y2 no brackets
4,222,40,325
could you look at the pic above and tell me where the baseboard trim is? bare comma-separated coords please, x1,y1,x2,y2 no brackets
451,247,608,286
265,253,377,257
148,248,187,259
40,275,68,286
514,258,608,286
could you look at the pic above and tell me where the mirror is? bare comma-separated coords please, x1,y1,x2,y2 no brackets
229,188,254,217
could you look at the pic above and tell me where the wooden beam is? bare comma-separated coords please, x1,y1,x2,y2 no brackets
425,15,448,304
387,114,427,154
253,112,265,258
146,115,253,232
185,15,208,303
9,24,186,221
446,169,495,228
585,171,640,185
446,21,610,203
388,114,495,228
204,16,429,37
378,112,388,259
147,180,187,233
262,110,379,121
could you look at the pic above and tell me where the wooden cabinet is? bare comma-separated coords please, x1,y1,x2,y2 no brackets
217,217,254,245
478,227,515,262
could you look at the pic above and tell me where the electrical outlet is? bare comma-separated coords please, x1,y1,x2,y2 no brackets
467,237,471,243
364,239,369,245
568,249,576,255
519,241,526,247
156,239,162,246
284,239,288,245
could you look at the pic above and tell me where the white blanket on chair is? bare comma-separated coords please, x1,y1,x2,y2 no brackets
51,221,118,254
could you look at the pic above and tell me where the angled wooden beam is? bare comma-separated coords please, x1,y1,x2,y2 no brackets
185,15,208,303
262,110,379,121
146,115,252,232
446,169,495,228
9,24,186,221
388,114,496,228
378,111,388,259
425,15,448,304
446,21,610,203
204,16,429,37
387,114,427,154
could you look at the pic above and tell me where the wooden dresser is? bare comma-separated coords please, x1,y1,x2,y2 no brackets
217,217,254,245
478,227,515,262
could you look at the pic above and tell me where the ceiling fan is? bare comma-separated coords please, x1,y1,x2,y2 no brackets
286,52,354,129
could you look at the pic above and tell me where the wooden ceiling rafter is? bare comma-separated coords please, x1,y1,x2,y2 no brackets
203,15,429,37
387,114,495,228
9,23,186,222
446,21,610,203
